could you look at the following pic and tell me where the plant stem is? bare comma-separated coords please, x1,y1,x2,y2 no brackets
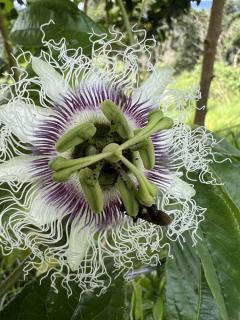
0,254,30,299
0,7,18,81
116,0,134,45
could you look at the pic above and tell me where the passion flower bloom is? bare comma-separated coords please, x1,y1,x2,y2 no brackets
0,26,217,295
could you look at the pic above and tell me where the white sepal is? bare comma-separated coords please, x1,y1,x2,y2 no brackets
167,176,196,200
0,155,40,182
66,218,93,271
26,195,60,226
32,57,68,101
0,100,52,143
133,66,173,106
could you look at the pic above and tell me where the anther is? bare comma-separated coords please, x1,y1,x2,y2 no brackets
120,155,155,206
119,111,173,152
56,122,96,152
79,168,104,213
101,100,133,139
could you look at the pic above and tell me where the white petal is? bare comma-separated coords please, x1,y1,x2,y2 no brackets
66,218,93,271
0,155,40,182
26,195,60,226
133,66,173,105
0,99,52,143
167,177,196,200
32,57,68,101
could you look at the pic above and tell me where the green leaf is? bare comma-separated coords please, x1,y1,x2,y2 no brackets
128,268,166,320
152,279,164,320
213,137,240,159
0,274,128,319
195,175,240,320
210,157,240,211
10,0,105,51
153,296,164,320
165,236,220,320
196,233,228,320
72,278,128,320
198,270,222,320
167,140,240,320
131,280,144,320
0,280,49,320
1,0,13,13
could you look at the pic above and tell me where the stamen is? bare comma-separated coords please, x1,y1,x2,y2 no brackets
120,155,155,206
101,100,133,139
138,137,155,170
119,111,173,151
56,122,96,152
116,175,139,217
51,152,111,182
132,130,155,170
79,167,104,213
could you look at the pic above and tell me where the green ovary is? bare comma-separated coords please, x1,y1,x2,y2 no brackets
49,100,173,215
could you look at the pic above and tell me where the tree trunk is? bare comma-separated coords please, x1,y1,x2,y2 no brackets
194,0,225,126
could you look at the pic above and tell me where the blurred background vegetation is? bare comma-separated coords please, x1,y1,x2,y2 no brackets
0,0,239,319
0,0,239,143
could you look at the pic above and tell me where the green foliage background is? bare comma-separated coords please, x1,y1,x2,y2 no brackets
0,0,239,319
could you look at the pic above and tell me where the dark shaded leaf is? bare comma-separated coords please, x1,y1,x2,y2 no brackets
210,157,240,211
166,141,240,320
0,280,48,320
167,149,240,320
0,274,128,319
10,0,105,52
195,174,240,320
213,137,240,159
165,236,220,320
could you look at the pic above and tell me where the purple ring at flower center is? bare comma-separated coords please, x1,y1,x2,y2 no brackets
30,84,171,227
